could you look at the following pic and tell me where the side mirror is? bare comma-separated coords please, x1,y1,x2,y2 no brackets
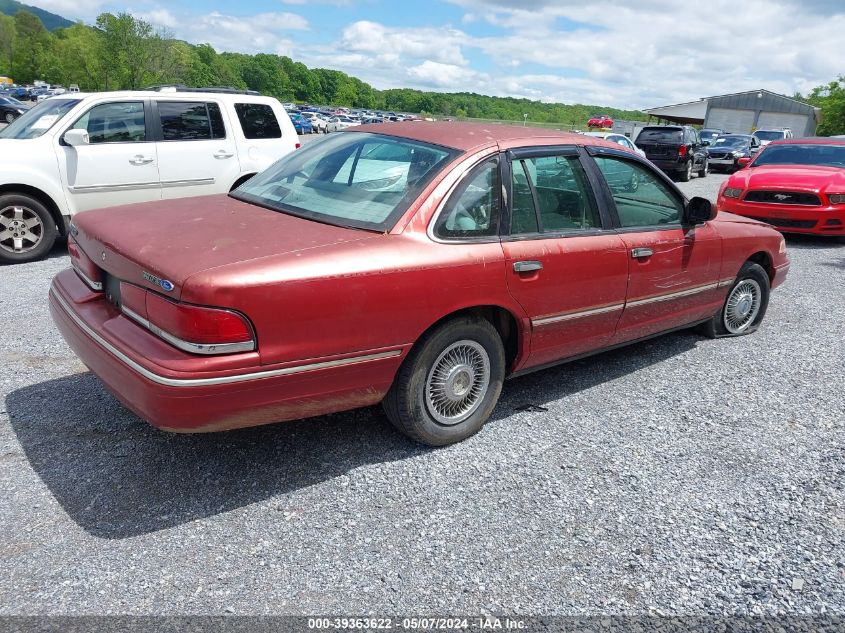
686,196,716,225
63,128,90,146
737,156,753,167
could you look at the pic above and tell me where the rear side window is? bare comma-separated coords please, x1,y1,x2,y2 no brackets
158,101,225,141
636,128,682,143
235,103,282,139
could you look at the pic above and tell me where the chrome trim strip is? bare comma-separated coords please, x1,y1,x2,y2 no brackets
161,178,215,188
625,281,721,308
68,181,160,193
52,289,401,387
72,265,102,291
121,306,255,355
533,303,624,327
718,277,735,288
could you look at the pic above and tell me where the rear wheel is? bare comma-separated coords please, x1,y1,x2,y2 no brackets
699,262,770,338
0,193,58,265
383,316,505,446
698,158,708,178
678,159,693,182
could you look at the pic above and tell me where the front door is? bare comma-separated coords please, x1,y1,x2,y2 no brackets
153,100,241,199
590,153,722,342
58,100,161,213
501,148,629,368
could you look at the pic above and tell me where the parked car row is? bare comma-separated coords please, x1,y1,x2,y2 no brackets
284,103,422,134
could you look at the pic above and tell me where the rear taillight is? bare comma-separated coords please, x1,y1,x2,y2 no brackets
120,283,255,355
295,143,301,149
68,237,103,291
678,144,688,157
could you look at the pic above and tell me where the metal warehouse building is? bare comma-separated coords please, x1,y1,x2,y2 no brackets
643,89,820,137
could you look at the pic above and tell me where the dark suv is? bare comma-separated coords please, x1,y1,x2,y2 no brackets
635,125,708,182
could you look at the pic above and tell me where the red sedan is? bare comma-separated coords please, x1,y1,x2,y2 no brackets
716,138,845,236
50,123,790,446
588,114,614,128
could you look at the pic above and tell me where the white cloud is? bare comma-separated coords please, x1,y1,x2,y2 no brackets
340,21,468,66
22,0,107,20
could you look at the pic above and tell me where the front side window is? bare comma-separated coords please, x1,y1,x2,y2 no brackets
593,156,683,227
234,103,281,139
433,159,500,239
510,154,600,234
71,101,146,143
0,98,80,139
158,101,225,141
232,132,457,231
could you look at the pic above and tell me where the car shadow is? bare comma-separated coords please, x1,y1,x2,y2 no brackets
6,331,700,539
784,234,843,250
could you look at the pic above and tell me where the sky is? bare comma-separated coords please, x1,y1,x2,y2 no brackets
24,0,845,110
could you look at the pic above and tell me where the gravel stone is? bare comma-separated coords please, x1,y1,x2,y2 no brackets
0,171,843,616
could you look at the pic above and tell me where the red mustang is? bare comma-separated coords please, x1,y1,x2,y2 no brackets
588,114,614,128
716,138,845,236
50,123,789,446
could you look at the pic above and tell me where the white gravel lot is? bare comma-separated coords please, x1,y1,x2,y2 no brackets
0,157,843,618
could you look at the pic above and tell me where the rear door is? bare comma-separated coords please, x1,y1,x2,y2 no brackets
500,146,629,368
58,99,161,213
153,99,241,199
587,149,722,342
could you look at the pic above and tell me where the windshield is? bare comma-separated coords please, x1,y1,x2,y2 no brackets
232,132,459,231
752,144,845,168
700,130,720,141
711,136,749,148
636,128,682,143
0,98,80,139
754,130,786,141
0,96,25,107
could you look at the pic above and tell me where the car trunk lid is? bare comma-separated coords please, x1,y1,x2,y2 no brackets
71,194,378,301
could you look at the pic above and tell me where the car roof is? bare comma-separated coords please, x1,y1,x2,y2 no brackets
346,121,587,151
766,137,845,146
51,90,277,103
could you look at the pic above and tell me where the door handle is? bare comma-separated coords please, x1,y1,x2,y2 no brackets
129,155,154,166
513,260,543,273
631,247,653,258
213,150,234,159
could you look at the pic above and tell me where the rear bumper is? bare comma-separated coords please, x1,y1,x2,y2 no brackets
649,158,685,173
718,199,845,235
49,269,403,432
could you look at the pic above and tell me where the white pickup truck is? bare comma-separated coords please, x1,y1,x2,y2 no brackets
0,88,299,263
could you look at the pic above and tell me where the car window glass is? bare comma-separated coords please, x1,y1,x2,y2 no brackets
510,160,539,234
71,101,145,143
207,102,226,139
593,156,683,227
234,103,282,139
521,155,600,231
159,101,222,141
434,159,500,239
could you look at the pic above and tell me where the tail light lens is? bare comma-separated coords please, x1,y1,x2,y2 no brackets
678,144,688,157
295,143,301,149
120,283,255,355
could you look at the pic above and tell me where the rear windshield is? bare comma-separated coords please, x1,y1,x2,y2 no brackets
231,132,459,232
754,130,786,141
0,98,80,139
752,143,845,168
636,128,682,143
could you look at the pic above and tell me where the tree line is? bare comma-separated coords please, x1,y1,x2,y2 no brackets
0,9,842,133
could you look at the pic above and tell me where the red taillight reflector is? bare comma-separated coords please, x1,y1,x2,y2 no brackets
68,237,103,291
295,143,301,149
145,293,253,345
678,144,687,157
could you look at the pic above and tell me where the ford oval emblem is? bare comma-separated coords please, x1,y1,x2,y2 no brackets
160,279,175,292
142,271,175,292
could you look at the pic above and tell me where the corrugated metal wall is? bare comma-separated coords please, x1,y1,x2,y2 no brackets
703,91,818,136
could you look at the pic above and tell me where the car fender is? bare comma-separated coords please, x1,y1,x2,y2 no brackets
0,160,71,220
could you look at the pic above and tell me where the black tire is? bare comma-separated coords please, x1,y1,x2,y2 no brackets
383,316,505,446
4,112,15,124
698,158,708,178
678,159,693,182
0,193,58,265
698,262,770,338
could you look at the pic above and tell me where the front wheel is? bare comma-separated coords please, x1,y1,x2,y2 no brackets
383,316,505,446
0,193,58,264
4,112,15,124
699,262,770,338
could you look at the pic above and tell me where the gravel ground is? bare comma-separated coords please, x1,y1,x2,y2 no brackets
1,168,843,618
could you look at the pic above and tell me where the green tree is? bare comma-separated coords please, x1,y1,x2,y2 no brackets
11,10,51,83
0,13,15,76
95,12,166,89
51,23,104,90
805,76,845,136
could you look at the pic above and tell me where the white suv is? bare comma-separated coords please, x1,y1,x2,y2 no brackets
753,128,794,146
0,89,299,264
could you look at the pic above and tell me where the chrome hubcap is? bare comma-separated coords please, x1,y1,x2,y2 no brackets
0,206,43,254
724,279,761,334
425,340,490,426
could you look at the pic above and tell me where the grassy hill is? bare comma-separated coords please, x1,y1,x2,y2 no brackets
0,0,73,30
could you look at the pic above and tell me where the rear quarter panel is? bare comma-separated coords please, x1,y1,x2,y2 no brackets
711,214,788,283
